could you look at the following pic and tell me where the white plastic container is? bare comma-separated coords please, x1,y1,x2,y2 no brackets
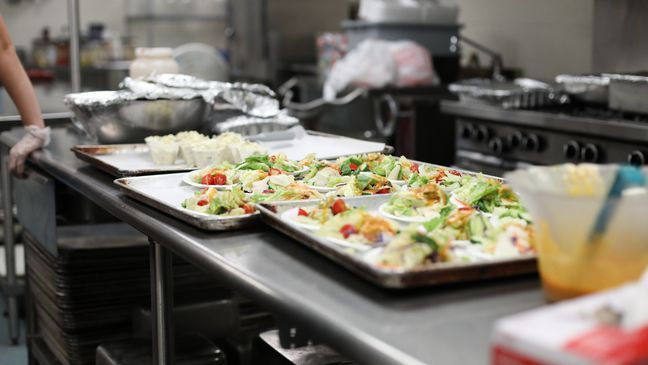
358,0,459,25
129,47,180,79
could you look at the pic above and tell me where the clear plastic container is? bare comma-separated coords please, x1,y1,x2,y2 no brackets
506,164,648,302
129,47,180,79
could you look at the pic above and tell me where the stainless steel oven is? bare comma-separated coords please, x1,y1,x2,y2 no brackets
441,101,648,177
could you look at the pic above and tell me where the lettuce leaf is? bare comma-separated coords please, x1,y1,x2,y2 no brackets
340,157,364,176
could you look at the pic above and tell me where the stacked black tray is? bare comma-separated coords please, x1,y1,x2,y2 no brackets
25,224,231,365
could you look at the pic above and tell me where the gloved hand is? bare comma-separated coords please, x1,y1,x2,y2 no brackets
9,125,51,175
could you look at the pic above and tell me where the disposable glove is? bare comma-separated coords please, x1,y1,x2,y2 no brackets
9,125,51,175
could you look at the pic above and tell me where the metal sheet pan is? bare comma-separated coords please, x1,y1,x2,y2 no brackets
72,144,194,177
114,173,258,231
257,195,536,289
73,131,392,178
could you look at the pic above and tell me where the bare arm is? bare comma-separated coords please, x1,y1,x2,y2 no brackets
0,14,44,128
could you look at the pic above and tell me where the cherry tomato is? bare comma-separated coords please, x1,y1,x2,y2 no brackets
331,199,348,215
212,173,227,185
449,169,462,176
201,175,211,185
349,163,358,171
242,204,255,214
263,189,275,194
410,164,420,173
269,168,283,176
339,224,357,239
297,208,309,217
376,188,391,194
197,200,209,206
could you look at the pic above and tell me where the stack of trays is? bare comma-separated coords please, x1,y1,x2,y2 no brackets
24,224,231,365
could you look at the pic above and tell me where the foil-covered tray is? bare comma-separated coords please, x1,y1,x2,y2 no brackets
449,78,562,109
71,144,194,177
257,195,536,288
114,173,258,231
555,74,609,105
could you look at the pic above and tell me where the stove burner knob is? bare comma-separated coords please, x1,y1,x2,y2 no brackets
628,150,645,166
581,143,600,163
522,134,542,152
563,141,581,160
508,131,524,148
475,125,490,142
459,123,476,139
488,137,507,156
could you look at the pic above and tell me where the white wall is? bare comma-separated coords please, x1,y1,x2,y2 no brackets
1,0,595,79
0,0,127,51
456,0,594,80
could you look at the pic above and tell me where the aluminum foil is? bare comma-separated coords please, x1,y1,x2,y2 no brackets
63,90,138,107
65,74,284,126
555,74,610,105
146,73,276,97
123,74,280,117
603,73,648,83
449,78,552,97
120,77,204,100
214,110,299,135
449,78,561,109
556,74,610,86
214,89,280,118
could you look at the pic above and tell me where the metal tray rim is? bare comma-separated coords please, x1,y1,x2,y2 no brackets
114,174,258,231
72,144,194,177
257,195,536,288
72,131,394,177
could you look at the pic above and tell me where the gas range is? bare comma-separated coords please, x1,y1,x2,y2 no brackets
440,101,648,176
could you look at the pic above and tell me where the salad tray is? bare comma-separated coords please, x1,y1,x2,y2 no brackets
257,196,537,289
114,173,258,231
72,144,195,177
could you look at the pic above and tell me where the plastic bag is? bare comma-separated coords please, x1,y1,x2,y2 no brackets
323,39,438,100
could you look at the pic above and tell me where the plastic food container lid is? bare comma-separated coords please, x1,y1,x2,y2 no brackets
135,47,174,58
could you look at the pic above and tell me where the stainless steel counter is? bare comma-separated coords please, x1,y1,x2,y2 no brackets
0,127,545,365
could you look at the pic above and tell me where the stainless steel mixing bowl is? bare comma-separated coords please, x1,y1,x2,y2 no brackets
69,98,207,144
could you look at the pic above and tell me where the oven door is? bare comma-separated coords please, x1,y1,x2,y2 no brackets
455,150,532,177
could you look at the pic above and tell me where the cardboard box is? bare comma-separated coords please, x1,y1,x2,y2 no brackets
492,274,648,365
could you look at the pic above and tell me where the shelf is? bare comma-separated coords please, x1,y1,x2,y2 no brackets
126,14,226,22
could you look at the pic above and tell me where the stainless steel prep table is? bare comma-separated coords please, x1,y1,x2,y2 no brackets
1,127,545,365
